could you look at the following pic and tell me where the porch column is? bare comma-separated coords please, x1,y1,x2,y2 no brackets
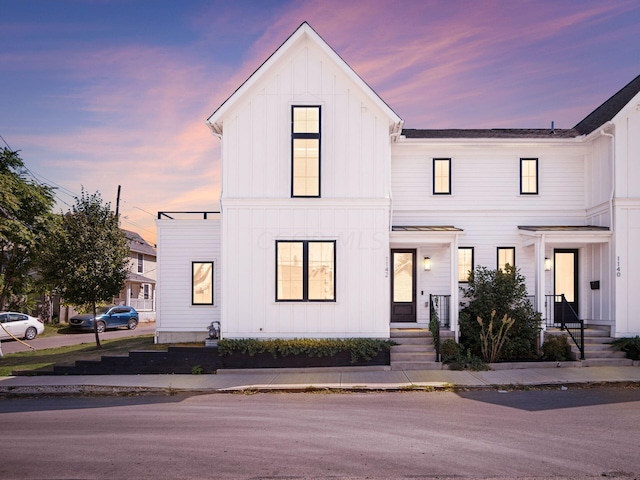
534,234,547,348
126,284,131,306
450,234,460,341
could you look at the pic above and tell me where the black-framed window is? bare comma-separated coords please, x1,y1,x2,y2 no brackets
137,253,144,273
458,247,474,283
520,158,538,194
497,247,515,271
433,158,451,195
192,261,214,305
276,240,335,301
291,106,321,197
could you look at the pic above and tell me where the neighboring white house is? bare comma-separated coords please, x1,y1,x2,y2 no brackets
155,22,640,344
115,229,156,322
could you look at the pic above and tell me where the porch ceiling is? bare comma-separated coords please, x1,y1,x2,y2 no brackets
518,225,611,246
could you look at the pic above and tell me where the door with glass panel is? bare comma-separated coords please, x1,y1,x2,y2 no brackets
391,249,416,322
554,249,579,323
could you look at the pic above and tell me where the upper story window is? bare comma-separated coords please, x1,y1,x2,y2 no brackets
137,253,144,273
433,158,451,195
458,247,474,283
291,106,320,197
497,247,515,271
276,240,335,301
520,158,538,194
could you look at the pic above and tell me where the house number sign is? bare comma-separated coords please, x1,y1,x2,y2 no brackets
617,256,622,277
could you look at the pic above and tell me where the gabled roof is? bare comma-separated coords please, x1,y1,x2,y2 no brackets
122,229,156,256
206,22,402,135
574,73,640,135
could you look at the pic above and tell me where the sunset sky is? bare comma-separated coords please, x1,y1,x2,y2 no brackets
2,0,639,244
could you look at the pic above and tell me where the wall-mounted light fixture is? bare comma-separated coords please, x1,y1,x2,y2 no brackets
423,256,432,271
544,258,552,271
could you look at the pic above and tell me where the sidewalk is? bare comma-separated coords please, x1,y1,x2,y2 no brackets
1,364,639,396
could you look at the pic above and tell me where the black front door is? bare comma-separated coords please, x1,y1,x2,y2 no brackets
391,249,416,322
554,249,579,322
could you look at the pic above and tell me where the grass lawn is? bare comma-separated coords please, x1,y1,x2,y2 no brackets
0,335,165,376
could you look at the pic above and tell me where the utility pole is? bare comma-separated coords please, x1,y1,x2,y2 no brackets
115,185,121,218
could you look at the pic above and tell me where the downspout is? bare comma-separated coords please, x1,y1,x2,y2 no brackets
599,122,615,331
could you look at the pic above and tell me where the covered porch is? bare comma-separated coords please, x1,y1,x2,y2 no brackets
389,226,463,338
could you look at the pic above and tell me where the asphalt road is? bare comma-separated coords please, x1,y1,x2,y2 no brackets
1,388,639,479
0,321,156,354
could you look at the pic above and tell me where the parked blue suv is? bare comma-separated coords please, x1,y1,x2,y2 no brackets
69,306,139,333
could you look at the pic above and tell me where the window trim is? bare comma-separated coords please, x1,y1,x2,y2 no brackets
433,158,451,195
497,247,516,271
458,247,474,283
276,240,336,302
520,158,538,195
291,105,321,198
191,261,214,306
137,253,144,273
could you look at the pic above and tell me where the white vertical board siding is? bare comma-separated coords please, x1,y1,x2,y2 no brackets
220,38,392,200
155,219,221,340
614,205,640,336
221,200,390,339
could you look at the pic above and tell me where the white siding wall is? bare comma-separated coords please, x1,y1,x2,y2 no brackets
222,201,390,338
218,35,394,339
221,39,392,200
613,99,640,336
155,218,221,343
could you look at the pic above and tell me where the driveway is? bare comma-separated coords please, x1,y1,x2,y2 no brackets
0,321,156,355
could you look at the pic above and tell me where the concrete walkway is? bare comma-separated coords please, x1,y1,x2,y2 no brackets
1,364,639,395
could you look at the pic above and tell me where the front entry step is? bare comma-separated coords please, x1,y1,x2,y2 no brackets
390,328,441,370
545,326,633,367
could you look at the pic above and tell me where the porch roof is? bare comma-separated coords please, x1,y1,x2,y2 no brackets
392,226,463,232
390,225,463,245
518,225,611,246
126,272,156,284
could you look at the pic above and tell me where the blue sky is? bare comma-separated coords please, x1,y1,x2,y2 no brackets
2,0,639,242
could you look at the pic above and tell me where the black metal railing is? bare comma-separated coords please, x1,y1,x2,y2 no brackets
430,294,451,328
544,294,585,360
429,294,441,362
157,211,220,220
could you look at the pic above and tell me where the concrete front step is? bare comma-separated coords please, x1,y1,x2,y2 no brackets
392,344,434,353
391,352,437,362
580,358,634,367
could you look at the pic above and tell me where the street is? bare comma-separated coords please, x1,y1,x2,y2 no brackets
1,387,639,479
0,321,155,355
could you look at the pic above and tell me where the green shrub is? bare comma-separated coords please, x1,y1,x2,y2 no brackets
541,334,571,361
459,265,542,361
611,336,640,360
217,338,394,364
439,339,488,371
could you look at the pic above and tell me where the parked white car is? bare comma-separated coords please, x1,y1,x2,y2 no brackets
0,311,45,340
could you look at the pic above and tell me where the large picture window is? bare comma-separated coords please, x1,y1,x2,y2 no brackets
497,247,515,271
292,106,320,197
192,261,214,305
433,158,451,195
458,247,474,283
276,240,335,301
520,158,538,194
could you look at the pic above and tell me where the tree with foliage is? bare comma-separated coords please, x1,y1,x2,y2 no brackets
459,264,542,361
0,148,56,312
40,190,129,348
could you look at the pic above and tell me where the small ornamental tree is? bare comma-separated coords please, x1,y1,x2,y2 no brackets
41,190,129,348
459,264,542,361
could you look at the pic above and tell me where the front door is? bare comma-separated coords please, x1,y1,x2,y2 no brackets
391,249,416,322
554,249,579,323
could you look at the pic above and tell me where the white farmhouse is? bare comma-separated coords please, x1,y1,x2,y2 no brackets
155,23,640,357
